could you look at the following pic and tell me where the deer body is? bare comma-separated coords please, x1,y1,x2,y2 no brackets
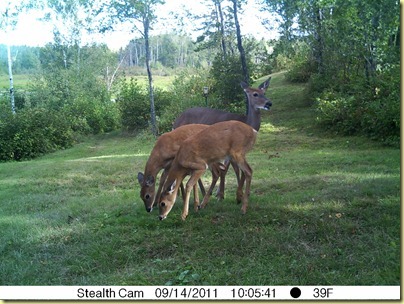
138,124,209,212
159,120,257,221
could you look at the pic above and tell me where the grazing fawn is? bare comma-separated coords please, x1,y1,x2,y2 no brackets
158,120,257,221
138,124,208,212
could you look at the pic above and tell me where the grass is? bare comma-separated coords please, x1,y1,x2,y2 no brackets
0,72,400,286
125,75,176,91
0,74,31,90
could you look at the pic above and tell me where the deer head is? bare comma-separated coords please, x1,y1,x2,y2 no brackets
137,172,155,212
159,179,179,220
241,77,272,112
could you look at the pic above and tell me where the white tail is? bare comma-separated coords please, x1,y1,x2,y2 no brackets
159,120,257,221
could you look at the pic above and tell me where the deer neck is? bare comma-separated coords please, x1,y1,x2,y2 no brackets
245,102,261,131
145,150,169,179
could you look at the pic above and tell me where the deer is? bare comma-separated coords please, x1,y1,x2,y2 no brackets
172,78,272,200
158,120,257,221
138,124,209,212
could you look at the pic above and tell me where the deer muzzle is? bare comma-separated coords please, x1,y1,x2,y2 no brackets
264,101,272,110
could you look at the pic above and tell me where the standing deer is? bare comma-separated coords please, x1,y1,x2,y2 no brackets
158,120,257,221
172,78,272,200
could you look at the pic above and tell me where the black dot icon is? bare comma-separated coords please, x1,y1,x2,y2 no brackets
290,287,301,299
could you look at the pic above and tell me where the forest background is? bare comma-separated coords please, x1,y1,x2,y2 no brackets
0,0,400,162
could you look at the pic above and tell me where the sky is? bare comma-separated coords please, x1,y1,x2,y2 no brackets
0,0,279,51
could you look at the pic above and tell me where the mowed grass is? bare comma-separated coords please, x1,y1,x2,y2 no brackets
0,73,400,285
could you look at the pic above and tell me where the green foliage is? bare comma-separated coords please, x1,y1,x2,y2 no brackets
0,107,74,161
209,54,253,112
0,45,40,74
315,65,400,146
63,98,120,135
117,78,150,132
28,43,121,136
263,0,399,146
117,77,172,133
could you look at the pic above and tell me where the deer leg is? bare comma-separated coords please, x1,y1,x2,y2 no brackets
237,171,246,204
182,169,206,220
216,159,230,200
231,159,241,186
154,169,168,209
193,183,200,211
200,163,221,210
237,160,252,214
179,182,186,201
198,179,206,197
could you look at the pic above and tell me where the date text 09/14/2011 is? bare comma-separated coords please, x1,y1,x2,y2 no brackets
155,287,276,299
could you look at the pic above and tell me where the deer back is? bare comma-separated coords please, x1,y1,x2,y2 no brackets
176,120,257,169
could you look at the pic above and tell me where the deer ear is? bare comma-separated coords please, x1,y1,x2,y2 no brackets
259,77,271,91
168,180,177,194
145,175,155,186
137,172,144,185
240,81,249,90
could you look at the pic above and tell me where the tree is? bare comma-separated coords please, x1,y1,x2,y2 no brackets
0,1,40,113
260,0,400,144
231,0,249,85
99,0,165,137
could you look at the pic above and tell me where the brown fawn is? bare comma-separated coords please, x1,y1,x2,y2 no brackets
138,124,208,212
158,120,257,221
138,124,223,212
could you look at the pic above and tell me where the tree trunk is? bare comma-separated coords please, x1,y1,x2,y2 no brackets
215,0,227,58
232,0,249,114
7,44,15,114
144,17,157,137
313,5,325,75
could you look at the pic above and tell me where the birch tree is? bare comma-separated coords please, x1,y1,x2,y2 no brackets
0,1,38,113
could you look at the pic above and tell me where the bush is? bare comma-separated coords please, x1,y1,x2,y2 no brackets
0,108,74,161
63,98,120,135
117,78,152,132
209,54,253,111
315,91,363,134
315,65,400,146
117,77,173,133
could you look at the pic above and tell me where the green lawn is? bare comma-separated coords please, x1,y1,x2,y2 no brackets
0,74,31,89
0,72,400,286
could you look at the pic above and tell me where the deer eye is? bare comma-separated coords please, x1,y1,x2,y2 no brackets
253,93,259,97
145,194,150,200
161,202,166,207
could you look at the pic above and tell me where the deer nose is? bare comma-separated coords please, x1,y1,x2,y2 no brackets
264,101,272,110
159,215,166,221
146,207,153,212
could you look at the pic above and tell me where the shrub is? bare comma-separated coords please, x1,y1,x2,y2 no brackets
315,65,400,146
117,78,151,132
209,54,252,111
0,108,74,161
315,91,363,134
117,78,173,133
63,98,120,135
